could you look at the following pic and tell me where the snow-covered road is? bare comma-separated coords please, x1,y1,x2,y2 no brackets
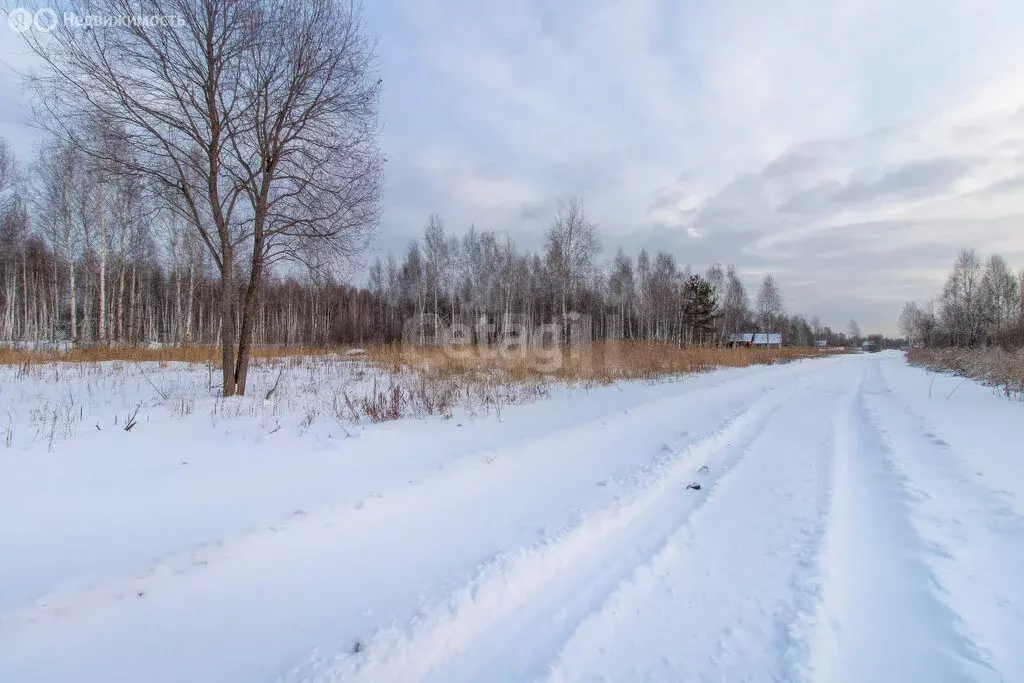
1,352,1021,682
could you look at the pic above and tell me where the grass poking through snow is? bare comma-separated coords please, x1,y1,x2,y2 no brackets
907,347,1024,400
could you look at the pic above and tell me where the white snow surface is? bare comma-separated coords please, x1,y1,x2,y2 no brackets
1,352,1022,682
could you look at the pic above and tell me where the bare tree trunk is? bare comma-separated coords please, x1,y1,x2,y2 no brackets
185,260,195,343
219,248,237,396
21,253,28,340
174,266,183,345
51,250,59,340
128,263,136,343
2,276,15,341
66,229,77,340
116,263,126,342
97,185,107,343
233,255,262,396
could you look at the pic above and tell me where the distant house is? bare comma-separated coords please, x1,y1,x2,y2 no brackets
814,339,828,348
726,332,783,349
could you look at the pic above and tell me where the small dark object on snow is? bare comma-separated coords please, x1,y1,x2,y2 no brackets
686,481,702,491
352,640,364,654
698,465,710,474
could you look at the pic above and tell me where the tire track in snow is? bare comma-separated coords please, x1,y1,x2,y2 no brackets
862,361,1024,681
538,378,840,683
799,361,996,683
287,377,815,683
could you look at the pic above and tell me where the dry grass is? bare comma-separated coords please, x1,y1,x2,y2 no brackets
907,347,1024,399
0,341,831,377
365,341,830,384
339,343,832,422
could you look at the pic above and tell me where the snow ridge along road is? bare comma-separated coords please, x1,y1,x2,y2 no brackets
1,352,1022,683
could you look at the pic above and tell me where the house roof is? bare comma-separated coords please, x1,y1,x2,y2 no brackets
727,333,782,344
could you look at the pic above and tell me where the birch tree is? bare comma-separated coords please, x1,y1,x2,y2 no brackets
722,265,749,340
939,249,983,347
756,274,784,338
979,254,1019,345
423,214,446,323
543,197,600,340
848,319,861,345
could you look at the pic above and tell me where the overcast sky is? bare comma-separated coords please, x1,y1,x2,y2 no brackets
4,0,1024,334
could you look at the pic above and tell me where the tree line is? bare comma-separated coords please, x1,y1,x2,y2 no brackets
362,202,852,349
1,146,856,355
899,249,1024,349
1,137,379,348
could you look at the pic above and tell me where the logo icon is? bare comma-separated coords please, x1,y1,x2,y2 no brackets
34,7,58,32
8,7,33,32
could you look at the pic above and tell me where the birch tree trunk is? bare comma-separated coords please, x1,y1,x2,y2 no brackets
66,227,77,340
97,184,107,343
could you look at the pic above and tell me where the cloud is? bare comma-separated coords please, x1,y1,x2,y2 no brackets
833,158,970,204
975,174,1024,195
774,157,970,215
761,142,841,179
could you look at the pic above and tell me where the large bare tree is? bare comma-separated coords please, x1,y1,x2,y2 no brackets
20,0,381,394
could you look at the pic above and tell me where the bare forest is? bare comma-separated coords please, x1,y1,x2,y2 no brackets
1,139,853,351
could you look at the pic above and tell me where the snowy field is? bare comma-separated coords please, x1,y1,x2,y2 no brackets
1,351,1022,682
